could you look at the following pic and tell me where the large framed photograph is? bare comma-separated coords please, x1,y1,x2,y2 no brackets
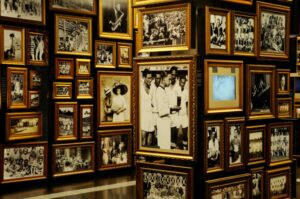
117,42,132,69
55,57,74,80
95,40,116,69
28,91,40,108
26,30,48,66
251,167,264,199
52,142,95,177
257,2,290,59
133,0,180,7
76,78,94,99
266,167,291,199
29,70,42,89
97,129,132,171
205,7,231,55
97,71,132,127
99,0,133,40
76,58,91,76
276,98,292,118
246,125,266,166
53,82,72,100
135,56,197,160
54,102,78,142
50,0,96,15
7,67,28,109
268,123,293,167
0,26,25,65
136,162,194,199
0,142,48,183
79,105,93,140
204,59,243,114
55,14,92,56
246,64,275,120
5,112,42,141
276,69,290,95
138,3,191,53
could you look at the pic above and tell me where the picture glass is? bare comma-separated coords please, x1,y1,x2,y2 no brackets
270,175,288,197
51,0,95,13
58,60,72,76
270,126,290,162
278,74,288,92
96,43,113,65
213,75,236,101
211,183,246,198
251,73,271,113
207,126,221,169
249,131,264,160
11,73,25,104
9,116,40,136
81,107,92,137
278,101,290,115
234,15,255,53
58,107,75,136
210,14,226,50
29,33,46,62
229,125,242,165
252,172,263,199
29,93,39,107
56,85,71,97
78,81,91,95
78,61,89,74
120,46,130,65
3,29,22,62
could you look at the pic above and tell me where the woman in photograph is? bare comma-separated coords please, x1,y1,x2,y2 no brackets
111,82,128,122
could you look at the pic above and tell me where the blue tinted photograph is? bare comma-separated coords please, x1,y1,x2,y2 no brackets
213,75,236,101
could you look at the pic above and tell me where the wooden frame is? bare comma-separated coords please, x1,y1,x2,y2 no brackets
26,30,48,66
55,14,92,56
0,25,25,65
0,141,48,183
94,40,116,69
28,90,40,108
117,42,132,69
133,0,180,7
5,112,43,141
54,102,78,142
266,167,291,199
204,59,243,114
97,129,132,171
250,167,264,199
49,0,97,15
205,7,231,55
7,67,28,109
276,69,290,95
76,78,94,99
276,97,292,118
136,161,194,199
55,57,74,80
29,70,42,89
76,58,91,76
246,64,275,120
52,82,72,100
79,104,93,140
257,1,290,59
52,142,95,177
137,3,191,53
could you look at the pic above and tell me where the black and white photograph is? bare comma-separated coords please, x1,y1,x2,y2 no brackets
249,131,264,161
50,0,96,15
27,31,48,65
78,82,90,95
76,78,93,99
29,91,40,108
57,86,70,96
207,126,221,170
58,107,75,136
2,27,24,64
234,15,255,54
210,14,227,50
251,73,271,113
56,58,74,80
270,126,290,162
297,42,300,64
252,171,263,199
59,61,71,75
53,82,72,99
95,41,116,68
210,183,247,199
229,125,242,165
76,59,90,76
29,70,41,89
270,175,288,197
10,73,25,104
80,105,93,138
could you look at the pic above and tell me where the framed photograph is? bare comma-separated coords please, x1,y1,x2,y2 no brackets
28,91,40,108
76,59,91,76
97,71,132,127
117,42,132,69
205,7,231,55
55,14,92,56
225,117,245,171
204,59,243,114
233,13,256,56
251,167,264,199
5,112,43,141
246,64,275,120
52,82,72,100
294,104,300,118
266,167,291,199
246,125,266,166
29,70,42,89
50,0,96,15
76,78,94,99
135,56,197,160
206,173,251,199
294,76,300,102
0,142,48,183
7,67,28,109
99,0,132,40
268,123,293,167
136,162,194,199
95,40,116,69
297,37,300,66
26,30,48,66
97,129,132,171
204,120,224,174
0,26,25,65
138,3,191,53
52,142,95,177
55,58,74,80
276,69,290,95
276,98,292,118
257,2,290,59
54,102,78,142
133,0,180,7
80,105,93,140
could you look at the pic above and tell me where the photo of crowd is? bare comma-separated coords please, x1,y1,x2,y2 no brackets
270,175,287,197
251,73,271,113
78,81,90,95
51,0,94,13
58,61,72,75
4,29,22,62
229,125,242,165
210,14,226,50
270,127,290,162
234,15,255,53
56,86,70,96
207,126,221,169
11,73,25,104
58,107,75,136
211,184,246,199
249,131,264,160
95,43,114,65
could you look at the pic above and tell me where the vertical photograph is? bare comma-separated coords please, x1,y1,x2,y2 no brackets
26,30,48,66
246,125,266,166
80,105,93,139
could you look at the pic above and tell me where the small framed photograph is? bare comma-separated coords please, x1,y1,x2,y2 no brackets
276,98,292,118
29,70,42,89
294,104,300,118
276,69,290,95
0,142,48,183
28,91,40,108
95,40,116,69
99,0,132,40
204,120,224,174
297,37,300,66
251,167,264,199
76,58,91,76
49,0,97,15
52,82,72,100
204,59,243,114
80,105,93,140
138,3,191,53
55,57,74,80
266,167,291,199
136,162,194,199
26,30,48,66
268,123,293,167
5,112,43,141
246,125,266,166
52,142,95,177
205,7,231,55
257,2,290,59
97,71,132,127
76,78,94,99
7,67,28,109
54,102,78,142
97,129,132,171
246,64,275,120
294,76,300,102
55,14,92,56
233,13,256,56
117,42,132,69
0,26,25,65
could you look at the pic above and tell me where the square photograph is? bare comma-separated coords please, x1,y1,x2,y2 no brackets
95,41,116,68
55,58,74,80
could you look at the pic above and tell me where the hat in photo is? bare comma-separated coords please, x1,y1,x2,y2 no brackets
104,87,112,95
113,82,128,95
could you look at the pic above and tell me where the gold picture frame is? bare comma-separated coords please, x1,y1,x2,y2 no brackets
276,98,292,118
117,42,132,69
266,167,291,199
79,105,93,140
26,30,48,66
55,57,74,80
76,78,94,99
276,69,290,95
95,40,116,69
28,90,40,108
53,82,72,100
133,0,180,7
76,58,91,76
49,0,97,15
221,0,252,5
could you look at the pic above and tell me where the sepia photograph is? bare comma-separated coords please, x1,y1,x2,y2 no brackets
76,58,91,76
50,0,96,15
76,78,93,99
266,167,291,199
276,69,290,95
251,168,264,199
246,125,266,166
276,98,292,118
29,70,41,89
26,30,48,66
118,42,132,68
29,91,40,108
80,105,93,139
55,58,74,80
95,40,116,68
53,82,72,100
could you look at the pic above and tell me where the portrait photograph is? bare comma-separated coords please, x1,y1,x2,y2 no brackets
251,168,264,199
28,91,40,108
55,14,92,56
97,129,132,171
246,125,266,166
0,26,25,65
76,58,91,76
0,142,47,183
29,70,41,89
76,78,93,99
53,82,72,100
50,0,96,15
276,98,292,118
276,69,290,95
52,142,95,177
117,42,132,69
266,167,291,199
80,105,93,140
26,30,48,66
95,40,116,69
97,71,132,127
55,58,74,80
